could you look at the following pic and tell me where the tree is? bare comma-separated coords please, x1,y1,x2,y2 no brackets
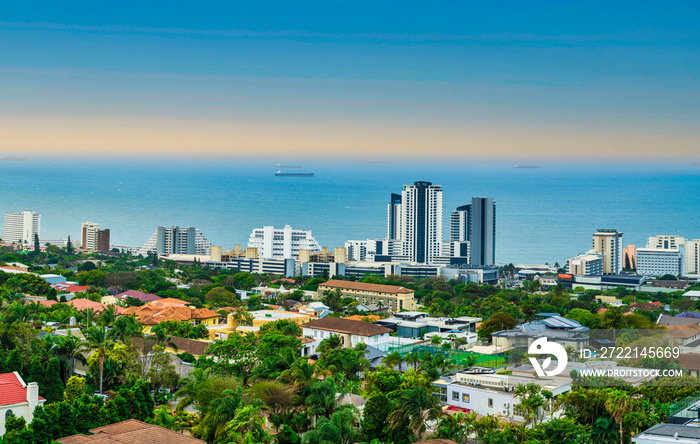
530,417,591,443
233,272,256,290
80,326,110,393
196,334,258,382
387,386,443,442
66,236,73,254
361,392,390,442
34,233,40,253
303,408,357,444
249,380,297,430
604,389,633,444
64,376,86,403
478,311,517,340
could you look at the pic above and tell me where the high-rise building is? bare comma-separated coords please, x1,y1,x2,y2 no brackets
386,193,402,240
686,239,700,275
592,229,623,275
388,181,443,263
470,197,496,266
636,246,685,277
139,226,212,256
81,222,111,252
247,225,322,259
3,210,40,244
450,204,471,242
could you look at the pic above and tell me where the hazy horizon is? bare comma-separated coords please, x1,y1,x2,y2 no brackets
2,2,699,160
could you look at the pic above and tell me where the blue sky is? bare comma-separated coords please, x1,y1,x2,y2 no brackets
1,1,698,159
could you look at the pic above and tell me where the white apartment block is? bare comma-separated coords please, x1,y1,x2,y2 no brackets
396,181,443,263
81,221,100,250
140,226,212,256
566,251,604,276
636,247,685,277
247,225,321,260
592,229,623,275
3,211,40,244
687,239,700,275
646,235,686,250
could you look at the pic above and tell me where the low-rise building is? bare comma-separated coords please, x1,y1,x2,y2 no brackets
375,312,481,341
317,279,416,312
492,315,589,353
566,251,604,276
301,317,393,355
0,372,45,436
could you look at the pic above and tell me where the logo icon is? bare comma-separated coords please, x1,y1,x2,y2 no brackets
528,337,568,377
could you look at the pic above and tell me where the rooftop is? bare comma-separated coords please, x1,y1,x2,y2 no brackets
0,372,44,406
302,317,392,337
57,419,205,444
319,279,413,294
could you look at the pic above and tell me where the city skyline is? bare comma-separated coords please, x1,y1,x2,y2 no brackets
1,2,700,160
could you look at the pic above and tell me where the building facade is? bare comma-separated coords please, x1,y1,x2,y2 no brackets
647,235,686,250
140,226,212,256
317,279,417,312
386,181,443,264
636,247,685,277
470,197,496,266
247,225,321,259
687,239,700,275
450,204,471,242
623,244,637,270
566,251,604,276
592,229,623,275
0,373,44,436
81,221,110,252
3,211,40,244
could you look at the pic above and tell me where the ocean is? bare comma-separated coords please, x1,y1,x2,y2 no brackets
1,157,698,265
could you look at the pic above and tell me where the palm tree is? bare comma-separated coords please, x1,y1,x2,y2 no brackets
404,351,420,371
316,335,342,356
591,416,619,444
303,408,357,444
382,351,404,370
57,333,87,379
387,386,443,442
195,388,243,442
97,304,119,327
604,389,633,444
80,326,109,393
434,411,476,444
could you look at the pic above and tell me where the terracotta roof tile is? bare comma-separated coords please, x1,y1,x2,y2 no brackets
58,419,205,444
169,336,210,356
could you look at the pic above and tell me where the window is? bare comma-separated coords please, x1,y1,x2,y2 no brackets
488,398,493,408
6,409,13,420
463,394,470,403
452,391,459,401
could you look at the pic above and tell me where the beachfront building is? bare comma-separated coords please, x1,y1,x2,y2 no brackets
247,225,321,260
636,247,685,277
3,210,40,244
470,197,496,266
387,181,443,264
139,226,212,256
592,229,624,275
317,279,417,312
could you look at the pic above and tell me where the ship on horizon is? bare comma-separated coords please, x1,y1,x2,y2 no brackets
513,164,541,169
275,164,314,177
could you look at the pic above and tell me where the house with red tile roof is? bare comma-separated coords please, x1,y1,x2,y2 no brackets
115,290,162,303
57,419,204,443
52,283,91,293
67,298,123,315
0,372,45,436
122,299,220,334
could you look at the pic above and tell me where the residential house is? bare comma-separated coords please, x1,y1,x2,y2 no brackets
492,316,590,352
115,290,163,303
0,372,45,436
301,317,392,355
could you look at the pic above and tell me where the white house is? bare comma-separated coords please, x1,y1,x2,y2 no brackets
0,372,45,436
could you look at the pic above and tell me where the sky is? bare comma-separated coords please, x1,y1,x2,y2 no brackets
1,1,699,160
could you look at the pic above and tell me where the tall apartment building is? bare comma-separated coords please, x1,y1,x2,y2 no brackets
386,181,443,264
140,226,212,256
450,204,471,242
592,229,623,275
636,247,685,277
3,210,40,244
687,239,700,275
81,221,110,252
247,225,321,260
470,197,496,266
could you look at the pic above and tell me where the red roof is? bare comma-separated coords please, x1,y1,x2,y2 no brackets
0,372,44,406
52,283,91,293
68,299,123,314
